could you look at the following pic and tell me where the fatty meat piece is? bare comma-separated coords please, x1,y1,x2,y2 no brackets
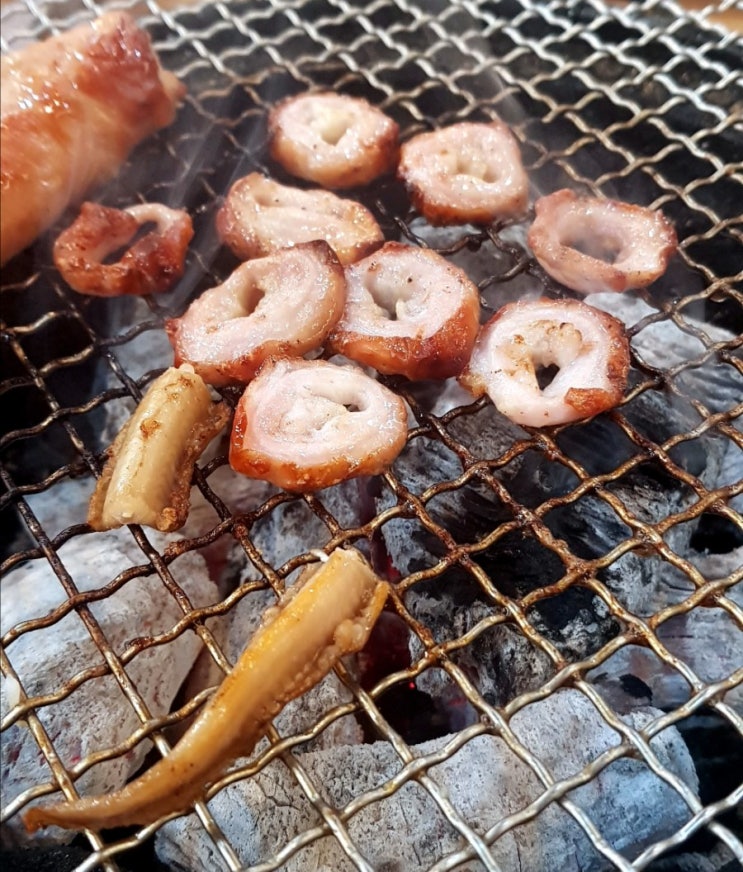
527,189,677,295
0,13,184,266
167,241,346,387
268,92,399,189
217,173,384,266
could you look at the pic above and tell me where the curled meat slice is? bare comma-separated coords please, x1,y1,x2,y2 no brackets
268,92,399,189
229,358,408,491
327,242,481,381
166,241,345,387
459,298,630,427
397,121,529,225
217,172,383,266
527,189,677,294
54,202,193,296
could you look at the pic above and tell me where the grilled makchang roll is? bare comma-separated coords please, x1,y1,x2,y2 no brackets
0,13,184,266
217,172,384,266
23,548,389,833
166,241,346,386
527,189,677,295
327,242,481,381
230,358,408,491
459,298,630,427
397,121,529,225
268,92,399,189
54,202,193,296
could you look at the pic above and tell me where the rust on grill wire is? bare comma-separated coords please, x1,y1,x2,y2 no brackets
0,0,741,870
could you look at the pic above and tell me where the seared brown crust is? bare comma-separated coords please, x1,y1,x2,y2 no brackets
526,189,677,294
0,13,184,266
397,121,529,226
459,298,630,427
229,358,408,492
327,242,481,381
54,202,193,296
216,172,383,266
268,92,399,189
329,314,478,381
166,240,347,387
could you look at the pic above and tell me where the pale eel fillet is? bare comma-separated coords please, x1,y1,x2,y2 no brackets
23,548,389,832
229,358,408,492
217,172,384,266
0,12,184,266
88,366,230,532
397,121,529,226
459,298,630,427
327,242,481,381
527,189,677,295
268,91,399,189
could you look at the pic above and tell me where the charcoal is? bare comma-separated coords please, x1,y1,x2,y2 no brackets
1,529,218,847
379,295,738,707
588,546,743,714
156,688,698,872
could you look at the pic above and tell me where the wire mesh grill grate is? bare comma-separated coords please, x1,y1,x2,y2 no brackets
1,0,742,870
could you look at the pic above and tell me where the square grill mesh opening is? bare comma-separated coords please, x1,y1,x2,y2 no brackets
1,1,741,871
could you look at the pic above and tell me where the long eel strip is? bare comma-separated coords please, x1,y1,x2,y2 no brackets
23,548,389,832
0,12,184,266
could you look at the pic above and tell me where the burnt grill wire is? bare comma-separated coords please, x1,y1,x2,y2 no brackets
0,0,742,869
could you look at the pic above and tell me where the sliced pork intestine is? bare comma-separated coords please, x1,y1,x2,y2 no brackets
229,358,409,492
53,202,193,297
459,297,631,427
217,172,384,266
527,189,677,295
327,242,481,381
166,241,346,387
397,120,529,226
267,92,399,189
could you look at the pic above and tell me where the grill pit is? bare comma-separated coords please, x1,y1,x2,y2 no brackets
1,1,742,870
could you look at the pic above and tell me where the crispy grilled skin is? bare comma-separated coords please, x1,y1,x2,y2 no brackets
0,13,184,266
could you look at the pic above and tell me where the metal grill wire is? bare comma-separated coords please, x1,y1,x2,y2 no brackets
1,0,742,870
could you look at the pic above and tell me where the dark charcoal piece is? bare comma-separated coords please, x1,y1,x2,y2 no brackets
0,841,171,872
380,362,735,707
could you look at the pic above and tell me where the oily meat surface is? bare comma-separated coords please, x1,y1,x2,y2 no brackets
0,12,183,266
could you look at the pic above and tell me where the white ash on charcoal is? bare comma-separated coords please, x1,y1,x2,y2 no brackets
156,688,698,872
1,529,218,846
378,294,738,708
589,546,743,714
